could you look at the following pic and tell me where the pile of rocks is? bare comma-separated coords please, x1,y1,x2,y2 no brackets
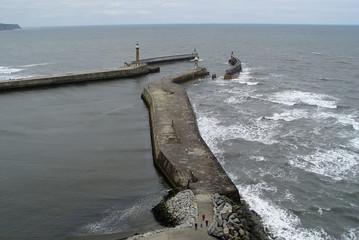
208,193,269,240
166,189,198,226
151,189,198,228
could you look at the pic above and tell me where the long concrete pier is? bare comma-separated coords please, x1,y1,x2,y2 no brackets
141,67,240,201
125,52,198,66
0,64,149,91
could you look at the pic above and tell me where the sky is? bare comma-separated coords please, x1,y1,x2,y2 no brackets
1,0,359,27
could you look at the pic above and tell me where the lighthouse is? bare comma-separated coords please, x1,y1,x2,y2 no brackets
136,43,140,66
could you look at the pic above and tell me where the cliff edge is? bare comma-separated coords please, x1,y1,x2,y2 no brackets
0,23,21,31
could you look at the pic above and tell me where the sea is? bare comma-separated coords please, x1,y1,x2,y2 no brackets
0,24,358,240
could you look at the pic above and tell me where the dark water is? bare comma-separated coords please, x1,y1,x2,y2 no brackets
1,24,359,239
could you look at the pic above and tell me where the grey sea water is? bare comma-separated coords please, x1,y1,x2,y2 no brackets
1,24,359,239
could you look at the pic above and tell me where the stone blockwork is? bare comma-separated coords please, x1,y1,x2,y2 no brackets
141,67,240,201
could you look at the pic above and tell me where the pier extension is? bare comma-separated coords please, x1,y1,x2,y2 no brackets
224,53,242,80
125,52,198,66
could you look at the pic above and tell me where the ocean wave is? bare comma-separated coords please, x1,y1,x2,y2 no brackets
289,149,359,182
236,182,330,240
312,52,323,55
196,112,279,148
231,67,259,86
20,63,50,68
0,66,23,74
265,109,310,122
313,111,359,131
351,138,359,151
225,94,259,104
268,90,338,109
80,192,164,234
341,227,359,240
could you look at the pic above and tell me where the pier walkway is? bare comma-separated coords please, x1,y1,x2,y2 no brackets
125,52,198,66
0,64,149,91
141,67,240,199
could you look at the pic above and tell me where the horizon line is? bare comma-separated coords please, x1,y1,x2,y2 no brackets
19,22,359,28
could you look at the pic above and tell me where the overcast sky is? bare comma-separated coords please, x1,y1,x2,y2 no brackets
1,0,358,27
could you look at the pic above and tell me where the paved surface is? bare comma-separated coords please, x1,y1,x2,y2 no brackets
140,195,216,240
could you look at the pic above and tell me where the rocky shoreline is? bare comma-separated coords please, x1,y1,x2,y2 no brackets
209,193,269,240
127,190,198,239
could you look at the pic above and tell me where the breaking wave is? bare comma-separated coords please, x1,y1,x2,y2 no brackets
313,111,359,131
265,109,310,122
0,63,49,81
81,193,164,234
236,182,330,240
195,110,279,150
231,67,259,85
289,148,359,182
268,90,338,109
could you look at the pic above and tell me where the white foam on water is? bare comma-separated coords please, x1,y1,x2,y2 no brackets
289,149,359,181
250,155,267,162
194,111,225,161
313,111,359,131
0,63,50,80
312,52,323,55
0,66,23,74
236,182,330,240
81,193,163,234
341,227,359,240
268,90,338,109
231,67,259,86
283,189,295,202
20,63,50,68
266,109,310,122
196,111,279,147
351,138,359,150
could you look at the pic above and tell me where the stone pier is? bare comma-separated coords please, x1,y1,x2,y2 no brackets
0,64,149,92
141,67,240,201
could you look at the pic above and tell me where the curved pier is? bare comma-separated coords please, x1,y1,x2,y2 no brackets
224,55,242,79
140,67,269,240
141,67,240,200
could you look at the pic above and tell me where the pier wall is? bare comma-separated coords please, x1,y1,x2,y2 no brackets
224,55,242,79
141,67,241,201
0,64,149,91
125,52,198,66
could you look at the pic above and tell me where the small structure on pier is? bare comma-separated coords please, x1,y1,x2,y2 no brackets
136,43,140,66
